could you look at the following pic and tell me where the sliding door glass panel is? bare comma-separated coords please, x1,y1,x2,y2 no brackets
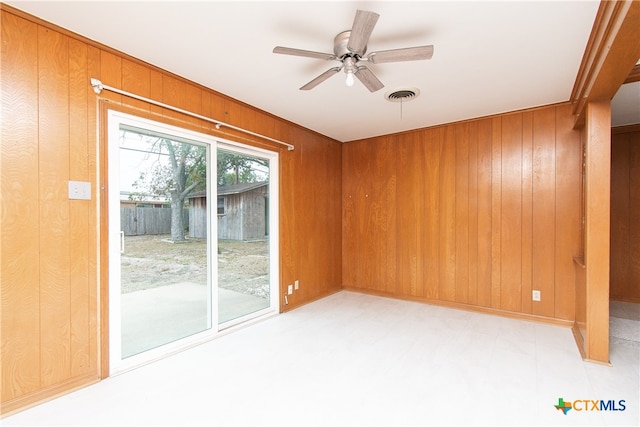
217,148,271,324
116,123,212,359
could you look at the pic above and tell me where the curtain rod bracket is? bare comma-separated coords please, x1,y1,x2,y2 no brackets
90,78,104,95
89,78,294,151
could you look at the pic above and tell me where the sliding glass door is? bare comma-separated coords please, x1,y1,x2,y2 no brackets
108,111,279,374
217,147,275,326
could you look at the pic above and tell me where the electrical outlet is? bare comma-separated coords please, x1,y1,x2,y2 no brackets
287,284,293,295
294,280,299,290
532,290,541,302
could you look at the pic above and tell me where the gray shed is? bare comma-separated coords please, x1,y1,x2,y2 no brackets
187,182,268,240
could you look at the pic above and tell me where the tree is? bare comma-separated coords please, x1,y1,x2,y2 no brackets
217,151,268,185
130,134,206,242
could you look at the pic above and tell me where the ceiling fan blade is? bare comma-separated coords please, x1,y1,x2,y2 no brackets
355,66,384,92
273,46,337,61
347,10,379,54
367,45,434,64
300,67,341,90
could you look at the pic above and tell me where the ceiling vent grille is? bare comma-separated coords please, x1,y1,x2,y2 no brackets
385,88,420,102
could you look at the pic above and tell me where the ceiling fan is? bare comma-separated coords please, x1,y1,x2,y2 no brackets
273,10,434,92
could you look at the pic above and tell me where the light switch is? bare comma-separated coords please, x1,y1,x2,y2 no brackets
68,181,91,200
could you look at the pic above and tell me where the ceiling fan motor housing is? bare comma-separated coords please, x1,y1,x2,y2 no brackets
334,31,365,58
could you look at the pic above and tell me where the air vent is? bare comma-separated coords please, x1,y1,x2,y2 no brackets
385,88,420,103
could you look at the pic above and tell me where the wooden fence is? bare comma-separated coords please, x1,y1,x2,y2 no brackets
120,208,188,236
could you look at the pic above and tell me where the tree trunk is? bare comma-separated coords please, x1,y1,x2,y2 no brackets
170,193,186,241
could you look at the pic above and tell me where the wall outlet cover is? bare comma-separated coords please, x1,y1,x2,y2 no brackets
532,290,541,302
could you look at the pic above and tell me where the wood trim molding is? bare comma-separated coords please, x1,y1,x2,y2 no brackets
571,0,640,127
583,101,611,364
342,287,575,328
624,64,640,84
612,123,640,134
0,373,99,418
571,322,587,359
98,101,110,379
611,296,640,304
346,101,573,144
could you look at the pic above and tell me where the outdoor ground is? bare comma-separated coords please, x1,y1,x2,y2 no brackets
121,234,269,298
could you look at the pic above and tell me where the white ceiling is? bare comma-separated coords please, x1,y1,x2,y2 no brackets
9,0,635,142
612,81,640,128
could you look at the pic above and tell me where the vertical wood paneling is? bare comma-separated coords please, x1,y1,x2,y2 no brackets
476,119,493,308
122,59,151,111
610,137,630,297
99,50,121,103
455,124,469,304
294,132,342,302
342,138,397,293
279,136,298,306
554,104,580,320
423,128,442,299
490,118,502,309
342,141,364,289
610,128,640,302
162,75,200,124
342,104,581,324
376,137,397,294
521,112,533,314
440,126,456,301
628,136,640,301
149,69,164,117
468,122,479,306
86,44,100,374
1,12,41,401
532,107,556,317
500,113,522,312
68,38,91,376
225,99,257,134
397,133,424,297
38,26,71,387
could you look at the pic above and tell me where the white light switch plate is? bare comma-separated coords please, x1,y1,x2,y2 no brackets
68,181,91,200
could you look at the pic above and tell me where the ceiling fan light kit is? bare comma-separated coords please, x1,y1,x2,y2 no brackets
273,9,434,93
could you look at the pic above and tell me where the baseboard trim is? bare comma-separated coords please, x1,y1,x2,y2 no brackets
571,321,587,359
1,372,99,418
610,296,640,304
282,287,342,313
342,287,575,328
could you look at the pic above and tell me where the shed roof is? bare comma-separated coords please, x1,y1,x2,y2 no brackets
187,181,268,199
218,181,268,196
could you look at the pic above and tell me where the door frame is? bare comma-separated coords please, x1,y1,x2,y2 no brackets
100,106,280,377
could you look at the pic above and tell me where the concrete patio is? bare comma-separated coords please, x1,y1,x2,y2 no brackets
121,283,269,358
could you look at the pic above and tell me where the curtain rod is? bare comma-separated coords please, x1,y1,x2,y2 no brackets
90,78,294,151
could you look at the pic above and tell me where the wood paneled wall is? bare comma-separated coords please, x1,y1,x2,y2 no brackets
1,12,100,411
342,104,582,321
1,7,341,414
610,125,640,302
